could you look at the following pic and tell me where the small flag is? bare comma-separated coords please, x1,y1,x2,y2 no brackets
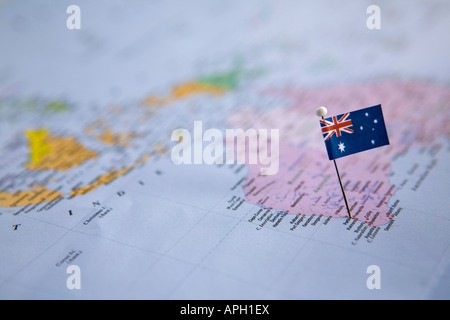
320,104,389,160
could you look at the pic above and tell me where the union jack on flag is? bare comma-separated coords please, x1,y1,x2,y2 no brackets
320,113,354,140
319,104,390,160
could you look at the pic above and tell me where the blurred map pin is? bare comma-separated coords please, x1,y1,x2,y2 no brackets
316,106,328,118
316,105,351,219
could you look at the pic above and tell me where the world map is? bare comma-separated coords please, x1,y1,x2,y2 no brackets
0,0,449,299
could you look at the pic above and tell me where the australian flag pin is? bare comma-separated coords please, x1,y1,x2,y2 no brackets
316,104,390,219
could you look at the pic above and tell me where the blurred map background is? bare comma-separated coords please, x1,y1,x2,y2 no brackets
0,0,449,299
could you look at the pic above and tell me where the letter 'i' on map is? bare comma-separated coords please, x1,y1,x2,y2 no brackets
319,104,390,160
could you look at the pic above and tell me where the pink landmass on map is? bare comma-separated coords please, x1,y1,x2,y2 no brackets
228,81,450,226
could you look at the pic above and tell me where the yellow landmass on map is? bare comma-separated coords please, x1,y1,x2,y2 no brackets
96,128,136,147
25,129,98,171
141,81,225,106
84,119,136,147
153,142,169,156
84,118,106,135
25,129,52,164
141,95,168,106
0,186,63,207
172,81,225,98
69,153,151,197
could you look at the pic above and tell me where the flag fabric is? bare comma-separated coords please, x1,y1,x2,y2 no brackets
319,104,389,160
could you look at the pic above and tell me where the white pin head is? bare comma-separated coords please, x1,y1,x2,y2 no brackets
316,106,328,118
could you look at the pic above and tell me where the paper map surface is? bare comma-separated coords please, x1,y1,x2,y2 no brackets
0,0,449,299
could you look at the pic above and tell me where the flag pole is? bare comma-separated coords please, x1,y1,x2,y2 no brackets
317,106,352,219
332,159,352,219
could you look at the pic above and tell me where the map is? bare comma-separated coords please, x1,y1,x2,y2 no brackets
0,0,449,299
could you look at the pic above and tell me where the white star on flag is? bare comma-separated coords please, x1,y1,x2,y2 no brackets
338,142,345,152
